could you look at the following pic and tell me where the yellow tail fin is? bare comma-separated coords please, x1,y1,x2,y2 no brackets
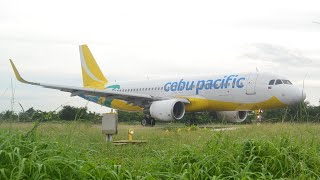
79,45,108,89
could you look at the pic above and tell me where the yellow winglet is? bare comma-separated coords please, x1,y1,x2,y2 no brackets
9,59,37,85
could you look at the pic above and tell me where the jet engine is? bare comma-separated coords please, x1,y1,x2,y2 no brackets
150,99,185,121
216,111,248,123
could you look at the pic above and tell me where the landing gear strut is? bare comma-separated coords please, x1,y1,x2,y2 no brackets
141,114,156,127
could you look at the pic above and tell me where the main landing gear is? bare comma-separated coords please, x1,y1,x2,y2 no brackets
141,114,156,127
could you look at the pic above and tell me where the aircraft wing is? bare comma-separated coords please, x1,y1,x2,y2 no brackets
9,60,189,107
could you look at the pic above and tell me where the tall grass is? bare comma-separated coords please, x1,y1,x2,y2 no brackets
0,122,320,179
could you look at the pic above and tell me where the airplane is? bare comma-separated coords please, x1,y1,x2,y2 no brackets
9,45,306,126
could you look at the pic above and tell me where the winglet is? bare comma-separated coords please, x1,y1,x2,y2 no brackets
9,59,38,85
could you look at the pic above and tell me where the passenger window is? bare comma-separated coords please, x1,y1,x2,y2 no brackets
269,79,275,85
275,79,282,85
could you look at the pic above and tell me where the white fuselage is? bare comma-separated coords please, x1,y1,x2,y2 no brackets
96,72,305,112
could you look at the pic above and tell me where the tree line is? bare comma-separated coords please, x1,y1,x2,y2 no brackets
1,102,320,124
0,106,101,123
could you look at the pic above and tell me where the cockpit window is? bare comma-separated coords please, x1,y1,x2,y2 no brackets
282,79,291,84
282,80,293,85
269,79,275,85
275,79,283,85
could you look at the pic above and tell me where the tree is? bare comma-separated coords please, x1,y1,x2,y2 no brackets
59,106,86,121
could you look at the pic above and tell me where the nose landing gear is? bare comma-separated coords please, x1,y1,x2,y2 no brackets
255,109,263,122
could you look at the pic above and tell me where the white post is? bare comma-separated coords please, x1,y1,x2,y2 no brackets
106,134,113,142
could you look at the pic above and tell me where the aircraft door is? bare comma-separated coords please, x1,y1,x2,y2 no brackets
246,73,259,95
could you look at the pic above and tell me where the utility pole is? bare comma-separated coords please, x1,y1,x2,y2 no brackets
11,78,14,112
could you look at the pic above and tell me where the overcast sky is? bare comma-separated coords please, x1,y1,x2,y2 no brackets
1,0,320,113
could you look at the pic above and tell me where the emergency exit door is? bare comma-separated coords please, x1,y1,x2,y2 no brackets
246,73,259,95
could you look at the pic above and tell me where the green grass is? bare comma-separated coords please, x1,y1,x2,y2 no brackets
0,122,320,179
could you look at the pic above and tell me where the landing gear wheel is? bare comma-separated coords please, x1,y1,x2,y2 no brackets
150,118,156,126
141,115,156,127
141,119,147,126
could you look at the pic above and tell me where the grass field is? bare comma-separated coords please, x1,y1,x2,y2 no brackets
0,122,320,179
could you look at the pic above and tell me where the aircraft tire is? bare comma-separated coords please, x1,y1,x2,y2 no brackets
141,117,156,127
141,119,147,126
150,118,156,127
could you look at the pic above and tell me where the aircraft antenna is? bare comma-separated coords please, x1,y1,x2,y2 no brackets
302,73,308,100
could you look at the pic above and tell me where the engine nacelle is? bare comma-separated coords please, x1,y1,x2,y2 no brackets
150,99,185,121
216,111,248,123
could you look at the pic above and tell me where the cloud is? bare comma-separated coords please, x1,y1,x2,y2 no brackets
243,43,314,66
0,35,112,46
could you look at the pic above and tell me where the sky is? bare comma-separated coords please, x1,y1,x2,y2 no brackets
1,0,320,113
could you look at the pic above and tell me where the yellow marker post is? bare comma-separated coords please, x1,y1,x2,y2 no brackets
128,129,134,141
188,127,191,135
177,128,181,135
